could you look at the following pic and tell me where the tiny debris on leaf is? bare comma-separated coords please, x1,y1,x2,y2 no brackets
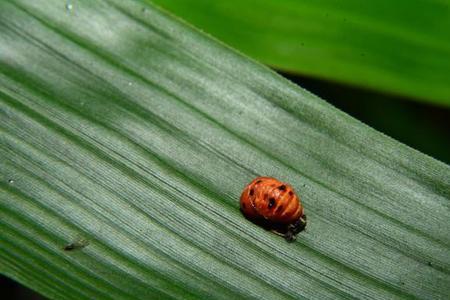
64,237,89,251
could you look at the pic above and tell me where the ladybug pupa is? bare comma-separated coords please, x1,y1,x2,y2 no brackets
240,176,307,241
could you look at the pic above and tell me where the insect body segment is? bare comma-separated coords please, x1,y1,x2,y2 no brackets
240,177,306,241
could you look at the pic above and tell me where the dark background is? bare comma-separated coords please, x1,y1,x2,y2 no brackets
285,73,450,165
1,72,449,300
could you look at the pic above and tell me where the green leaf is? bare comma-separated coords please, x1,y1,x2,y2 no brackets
0,0,449,299
151,0,450,107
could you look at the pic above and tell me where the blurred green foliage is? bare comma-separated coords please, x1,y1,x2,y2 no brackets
152,0,450,107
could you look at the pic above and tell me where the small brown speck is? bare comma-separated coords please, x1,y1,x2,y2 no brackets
64,238,89,251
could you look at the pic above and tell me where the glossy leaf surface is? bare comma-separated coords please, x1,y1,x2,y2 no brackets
0,1,449,299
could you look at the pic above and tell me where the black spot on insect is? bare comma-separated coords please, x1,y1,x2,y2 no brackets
289,191,293,196
249,189,254,196
256,180,262,184
278,185,286,191
268,198,276,208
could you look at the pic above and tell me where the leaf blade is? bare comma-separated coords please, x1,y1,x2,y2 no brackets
0,0,449,300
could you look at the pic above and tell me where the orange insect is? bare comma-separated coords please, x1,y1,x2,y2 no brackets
240,177,306,241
